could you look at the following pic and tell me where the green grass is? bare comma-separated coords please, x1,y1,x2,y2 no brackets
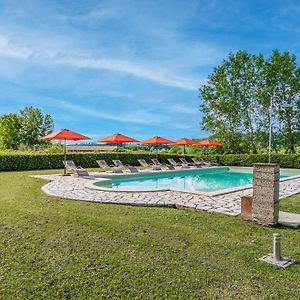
0,170,300,299
280,194,300,214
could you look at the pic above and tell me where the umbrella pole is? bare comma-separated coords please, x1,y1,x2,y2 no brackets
183,145,186,157
156,145,158,159
117,142,119,160
63,138,67,175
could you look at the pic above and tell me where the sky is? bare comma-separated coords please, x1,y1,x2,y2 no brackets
0,0,300,142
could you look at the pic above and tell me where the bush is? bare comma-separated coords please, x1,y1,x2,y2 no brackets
200,154,300,168
0,152,299,171
0,152,181,171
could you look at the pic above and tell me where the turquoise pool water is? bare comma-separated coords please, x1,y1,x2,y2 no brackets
98,168,291,192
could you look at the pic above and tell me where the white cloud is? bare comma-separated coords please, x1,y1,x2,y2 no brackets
55,7,119,22
168,104,199,115
0,34,202,90
55,55,200,90
48,99,168,125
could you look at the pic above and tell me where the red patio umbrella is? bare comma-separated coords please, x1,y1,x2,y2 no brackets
41,129,90,175
198,139,223,147
173,138,198,157
96,133,139,159
141,136,174,158
197,139,223,155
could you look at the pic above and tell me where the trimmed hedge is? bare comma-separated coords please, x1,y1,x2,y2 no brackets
0,152,300,171
202,154,300,169
0,152,182,171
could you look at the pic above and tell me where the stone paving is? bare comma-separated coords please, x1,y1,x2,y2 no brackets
32,173,300,217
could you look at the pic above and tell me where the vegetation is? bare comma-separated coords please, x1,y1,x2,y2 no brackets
200,50,300,154
0,151,184,171
1,152,300,171
280,194,300,214
0,169,299,299
0,106,53,150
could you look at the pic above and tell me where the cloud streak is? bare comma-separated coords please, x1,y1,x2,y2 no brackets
45,98,169,125
0,34,201,90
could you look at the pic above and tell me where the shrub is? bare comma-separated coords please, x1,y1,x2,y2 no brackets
0,152,299,171
201,154,300,168
0,152,181,171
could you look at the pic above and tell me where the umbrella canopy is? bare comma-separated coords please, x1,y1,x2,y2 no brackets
141,136,174,158
172,138,198,157
41,129,90,141
198,139,223,146
96,133,139,144
141,136,174,145
97,133,139,159
41,129,90,175
173,138,198,146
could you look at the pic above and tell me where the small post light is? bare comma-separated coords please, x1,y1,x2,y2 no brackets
273,233,281,261
259,233,296,268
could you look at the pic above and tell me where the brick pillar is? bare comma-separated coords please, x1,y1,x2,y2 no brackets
241,196,253,221
252,163,280,226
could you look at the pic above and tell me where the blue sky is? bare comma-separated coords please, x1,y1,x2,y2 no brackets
0,0,300,141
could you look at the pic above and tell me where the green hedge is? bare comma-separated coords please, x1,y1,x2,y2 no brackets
0,152,182,171
0,152,300,171
202,154,300,169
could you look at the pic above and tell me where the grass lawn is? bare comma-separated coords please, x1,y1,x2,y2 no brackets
0,169,300,299
280,194,300,215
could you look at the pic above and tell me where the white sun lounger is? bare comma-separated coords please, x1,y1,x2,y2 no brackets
63,160,89,176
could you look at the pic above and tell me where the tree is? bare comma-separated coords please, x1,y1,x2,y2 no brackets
200,50,300,154
0,113,21,149
200,51,264,153
19,106,54,148
262,50,300,153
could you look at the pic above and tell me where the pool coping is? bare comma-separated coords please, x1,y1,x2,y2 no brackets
84,166,300,197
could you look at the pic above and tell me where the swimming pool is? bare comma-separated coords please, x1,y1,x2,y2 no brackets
93,167,298,193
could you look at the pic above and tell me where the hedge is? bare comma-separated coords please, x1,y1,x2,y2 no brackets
203,153,300,169
0,152,182,171
0,152,300,171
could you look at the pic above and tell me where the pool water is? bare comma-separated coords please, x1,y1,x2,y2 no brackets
99,168,290,192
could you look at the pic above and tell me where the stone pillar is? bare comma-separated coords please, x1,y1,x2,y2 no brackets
252,163,280,226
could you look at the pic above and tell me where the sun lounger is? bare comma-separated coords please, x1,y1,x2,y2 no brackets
166,165,176,170
192,157,211,166
96,160,114,169
151,158,176,170
63,160,89,176
96,160,123,173
112,160,125,167
151,158,162,166
127,165,139,173
179,158,202,168
113,159,141,173
192,158,221,167
167,158,190,168
137,159,161,171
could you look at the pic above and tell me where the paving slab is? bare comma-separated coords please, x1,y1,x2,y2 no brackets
279,211,300,228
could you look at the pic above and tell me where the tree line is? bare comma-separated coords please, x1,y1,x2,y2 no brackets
200,50,300,154
0,106,54,150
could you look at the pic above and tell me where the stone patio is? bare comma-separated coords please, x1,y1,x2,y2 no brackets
32,172,300,217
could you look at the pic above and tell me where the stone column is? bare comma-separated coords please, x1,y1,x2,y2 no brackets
252,163,280,226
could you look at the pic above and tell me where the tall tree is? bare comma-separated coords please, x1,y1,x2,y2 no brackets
19,106,54,148
200,51,264,153
0,113,21,149
262,50,300,153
